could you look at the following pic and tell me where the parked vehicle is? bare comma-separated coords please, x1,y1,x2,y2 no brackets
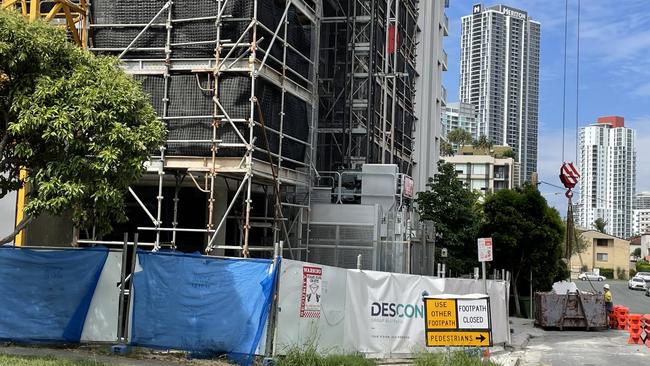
578,272,605,281
646,286,650,297
635,272,650,281
628,276,647,290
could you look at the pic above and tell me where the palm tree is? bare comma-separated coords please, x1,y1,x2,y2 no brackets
446,128,473,153
593,218,607,233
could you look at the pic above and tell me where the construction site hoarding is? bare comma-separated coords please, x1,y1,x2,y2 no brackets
275,259,510,357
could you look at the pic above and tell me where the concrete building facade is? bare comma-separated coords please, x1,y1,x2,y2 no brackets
570,230,630,280
443,151,518,194
459,4,540,182
577,116,636,239
413,0,451,192
633,192,650,235
441,102,478,140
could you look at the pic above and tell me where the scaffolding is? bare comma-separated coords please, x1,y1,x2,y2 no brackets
317,0,419,174
82,0,321,258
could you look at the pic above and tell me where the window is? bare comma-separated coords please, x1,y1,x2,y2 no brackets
596,253,608,262
473,164,487,175
596,239,609,247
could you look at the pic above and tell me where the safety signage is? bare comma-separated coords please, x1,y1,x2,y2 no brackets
426,331,491,347
477,237,493,262
424,295,492,347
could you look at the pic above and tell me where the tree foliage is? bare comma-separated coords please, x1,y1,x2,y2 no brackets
0,9,164,241
501,148,516,158
633,247,642,258
473,135,493,152
446,128,473,149
416,161,482,274
440,140,454,157
593,218,607,233
480,185,566,316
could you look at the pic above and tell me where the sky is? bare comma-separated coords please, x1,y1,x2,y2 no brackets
443,0,650,213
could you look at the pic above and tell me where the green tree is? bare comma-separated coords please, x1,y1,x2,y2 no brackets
633,247,642,259
593,218,607,233
446,128,473,152
480,185,566,317
501,148,516,159
0,9,164,243
416,161,482,274
440,140,454,157
473,135,493,153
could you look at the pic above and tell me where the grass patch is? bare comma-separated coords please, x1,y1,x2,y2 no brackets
0,354,106,366
276,345,375,366
413,350,500,366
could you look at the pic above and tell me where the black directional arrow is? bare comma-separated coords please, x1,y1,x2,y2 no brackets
476,334,486,342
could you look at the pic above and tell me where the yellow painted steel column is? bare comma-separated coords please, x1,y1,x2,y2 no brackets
28,0,39,22
14,169,27,246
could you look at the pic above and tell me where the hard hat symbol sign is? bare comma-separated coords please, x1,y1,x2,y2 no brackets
559,162,580,189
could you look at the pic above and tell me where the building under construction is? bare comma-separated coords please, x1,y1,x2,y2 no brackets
11,0,449,274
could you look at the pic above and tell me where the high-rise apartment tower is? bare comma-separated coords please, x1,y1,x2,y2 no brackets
459,4,540,181
578,116,636,239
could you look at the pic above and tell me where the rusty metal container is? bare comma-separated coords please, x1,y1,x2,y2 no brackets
534,291,607,330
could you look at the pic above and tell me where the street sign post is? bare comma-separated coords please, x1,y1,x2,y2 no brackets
478,238,493,294
424,294,492,347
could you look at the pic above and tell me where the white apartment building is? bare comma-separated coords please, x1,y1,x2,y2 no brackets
632,192,650,235
441,102,478,140
577,116,636,239
459,4,540,182
413,0,450,192
444,150,518,194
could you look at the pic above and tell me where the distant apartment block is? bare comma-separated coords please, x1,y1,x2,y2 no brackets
633,192,650,235
444,146,519,193
442,102,478,140
577,116,636,239
460,4,540,182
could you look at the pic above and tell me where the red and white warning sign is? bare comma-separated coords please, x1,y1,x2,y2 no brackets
299,266,322,318
559,162,580,189
477,237,493,262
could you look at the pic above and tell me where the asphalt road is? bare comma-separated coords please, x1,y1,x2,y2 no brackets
575,279,650,314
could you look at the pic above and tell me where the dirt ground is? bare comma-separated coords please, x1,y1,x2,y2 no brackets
0,344,234,366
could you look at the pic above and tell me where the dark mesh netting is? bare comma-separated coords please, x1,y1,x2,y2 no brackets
91,0,312,83
133,72,310,163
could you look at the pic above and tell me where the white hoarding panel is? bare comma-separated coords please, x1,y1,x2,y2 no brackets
81,251,122,342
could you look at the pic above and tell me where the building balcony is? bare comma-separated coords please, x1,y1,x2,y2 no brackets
442,14,449,36
441,85,447,106
441,49,448,71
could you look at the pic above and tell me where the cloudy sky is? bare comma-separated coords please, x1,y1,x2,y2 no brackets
444,1,650,213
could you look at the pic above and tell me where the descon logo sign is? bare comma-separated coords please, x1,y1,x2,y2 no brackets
370,302,425,319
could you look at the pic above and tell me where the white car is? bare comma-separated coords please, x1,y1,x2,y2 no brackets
578,272,605,281
635,272,650,281
628,277,647,290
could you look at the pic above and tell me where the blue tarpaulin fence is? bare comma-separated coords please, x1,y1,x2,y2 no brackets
0,247,108,343
131,251,279,365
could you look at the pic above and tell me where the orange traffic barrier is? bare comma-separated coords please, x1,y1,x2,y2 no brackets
642,314,650,347
628,314,643,345
616,306,630,330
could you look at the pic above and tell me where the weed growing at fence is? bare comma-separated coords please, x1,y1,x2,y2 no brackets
413,350,501,366
275,345,375,366
0,354,106,366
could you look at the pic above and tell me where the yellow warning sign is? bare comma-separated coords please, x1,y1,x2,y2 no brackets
424,298,457,329
425,331,491,347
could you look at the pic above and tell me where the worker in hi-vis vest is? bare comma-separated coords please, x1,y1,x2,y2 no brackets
603,284,613,315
